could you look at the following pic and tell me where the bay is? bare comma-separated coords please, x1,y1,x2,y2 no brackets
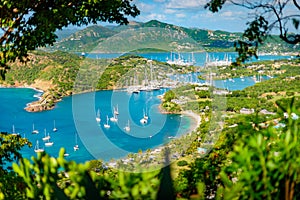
0,51,289,164
0,88,193,163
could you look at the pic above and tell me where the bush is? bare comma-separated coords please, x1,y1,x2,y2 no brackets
177,160,188,167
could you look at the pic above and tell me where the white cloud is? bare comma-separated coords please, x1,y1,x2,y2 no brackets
136,2,156,13
164,9,176,14
138,13,167,22
220,11,233,17
176,13,186,18
165,0,208,9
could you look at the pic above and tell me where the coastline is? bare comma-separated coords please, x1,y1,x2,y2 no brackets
180,110,201,133
0,84,55,112
107,109,202,169
0,84,44,93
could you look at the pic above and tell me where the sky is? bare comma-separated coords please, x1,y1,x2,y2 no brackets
127,0,249,33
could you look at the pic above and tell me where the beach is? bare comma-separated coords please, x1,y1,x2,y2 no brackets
107,110,202,170
180,110,201,133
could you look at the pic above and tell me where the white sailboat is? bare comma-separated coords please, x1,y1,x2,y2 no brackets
34,140,44,153
96,109,101,122
110,113,118,122
240,75,245,82
114,105,119,115
32,123,39,134
254,74,261,83
104,115,110,129
53,120,57,132
124,120,130,132
11,125,18,136
143,109,149,120
140,109,148,124
42,128,50,141
74,132,79,151
64,153,70,157
45,138,54,147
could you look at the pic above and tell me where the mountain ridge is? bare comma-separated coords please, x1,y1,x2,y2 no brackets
46,20,299,54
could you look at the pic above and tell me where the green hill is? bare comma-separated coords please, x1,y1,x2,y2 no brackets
2,51,181,112
45,20,299,54
47,25,117,52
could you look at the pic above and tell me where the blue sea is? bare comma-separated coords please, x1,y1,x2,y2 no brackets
0,88,194,163
0,52,291,164
84,51,293,67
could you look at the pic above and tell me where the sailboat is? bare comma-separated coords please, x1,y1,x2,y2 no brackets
114,105,119,115
110,113,118,122
254,74,261,83
64,152,70,157
42,128,50,141
34,140,44,153
96,109,101,122
143,109,149,120
124,120,130,132
240,75,245,82
32,123,39,134
45,137,54,147
140,117,147,124
104,115,110,129
11,125,18,136
53,120,57,132
73,132,79,151
140,109,148,124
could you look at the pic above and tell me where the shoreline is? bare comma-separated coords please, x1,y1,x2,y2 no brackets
0,84,56,112
107,109,202,169
0,84,44,93
180,110,201,133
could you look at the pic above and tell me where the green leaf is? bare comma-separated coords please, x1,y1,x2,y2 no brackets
292,18,299,30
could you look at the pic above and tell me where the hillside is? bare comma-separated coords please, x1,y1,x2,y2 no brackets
45,20,299,54
47,25,117,52
2,51,185,112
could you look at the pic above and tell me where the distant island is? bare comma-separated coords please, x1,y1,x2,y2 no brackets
44,20,299,55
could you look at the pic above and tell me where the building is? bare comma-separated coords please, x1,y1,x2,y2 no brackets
240,108,255,114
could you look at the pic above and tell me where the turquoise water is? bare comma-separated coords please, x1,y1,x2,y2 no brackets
85,52,293,67
170,72,271,91
0,88,192,163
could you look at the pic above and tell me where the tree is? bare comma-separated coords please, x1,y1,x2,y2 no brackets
0,0,140,79
0,133,31,199
217,98,300,199
205,0,300,64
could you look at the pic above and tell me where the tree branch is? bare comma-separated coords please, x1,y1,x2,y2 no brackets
293,0,300,10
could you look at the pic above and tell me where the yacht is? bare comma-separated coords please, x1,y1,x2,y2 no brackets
42,129,50,141
114,105,119,115
104,115,110,129
34,140,44,153
53,120,58,132
32,123,39,134
124,120,130,132
45,139,54,147
96,109,101,122
110,113,118,122
73,132,79,151
11,125,18,136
